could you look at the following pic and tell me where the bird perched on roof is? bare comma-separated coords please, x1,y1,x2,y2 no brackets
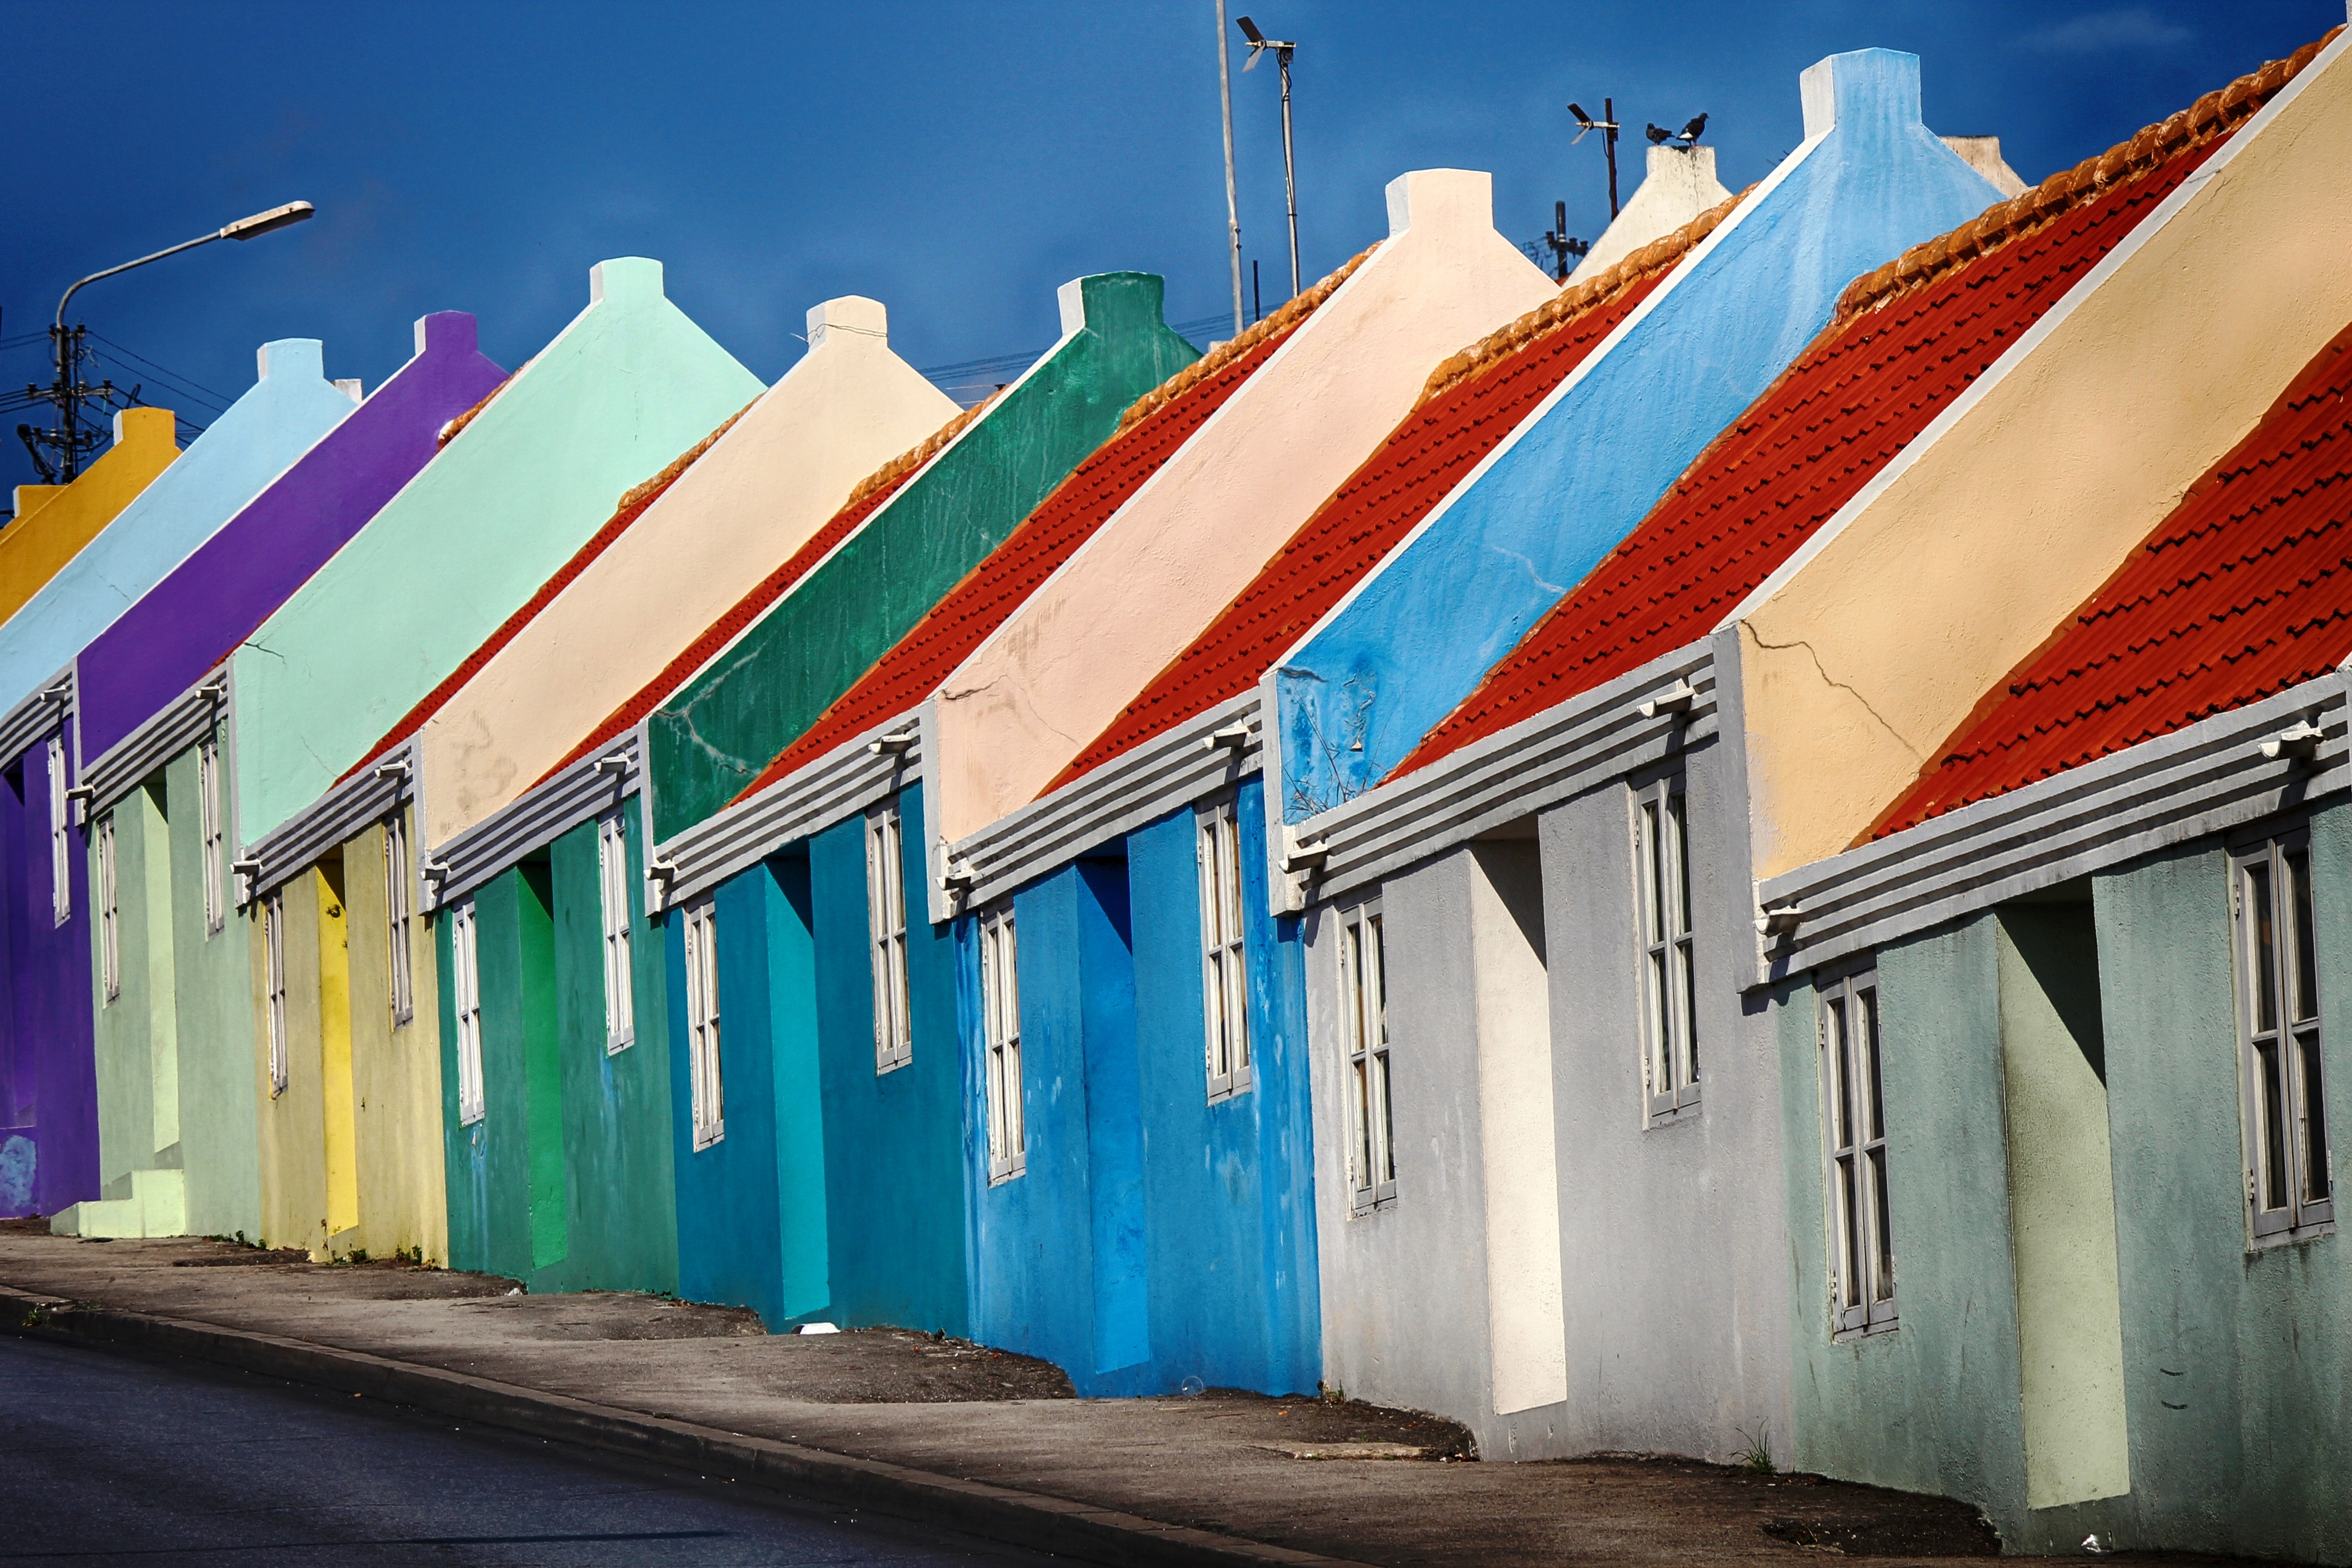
1679,113,1708,143
1645,122,1671,144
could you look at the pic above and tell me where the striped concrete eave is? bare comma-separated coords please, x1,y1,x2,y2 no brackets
427,731,643,913
81,665,227,821
1752,668,2352,985
0,665,74,777
239,741,412,908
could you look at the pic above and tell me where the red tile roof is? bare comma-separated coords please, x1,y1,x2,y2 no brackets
1869,318,2352,840
1391,35,2333,784
730,252,1371,802
533,395,997,787
1042,194,1750,793
339,400,754,783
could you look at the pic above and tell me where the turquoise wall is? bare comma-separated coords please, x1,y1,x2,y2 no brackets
1778,806,2352,1558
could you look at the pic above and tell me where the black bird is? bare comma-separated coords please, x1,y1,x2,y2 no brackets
1646,122,1671,144
1679,112,1709,143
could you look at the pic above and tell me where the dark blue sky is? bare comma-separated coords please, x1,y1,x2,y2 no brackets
2,1,2338,494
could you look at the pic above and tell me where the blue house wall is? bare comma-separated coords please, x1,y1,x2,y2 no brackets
1275,48,2004,816
806,785,970,1334
961,778,1320,1396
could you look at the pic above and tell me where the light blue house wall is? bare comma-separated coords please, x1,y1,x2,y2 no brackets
0,341,355,711
1776,804,2352,1559
1273,48,2003,818
959,778,1319,1396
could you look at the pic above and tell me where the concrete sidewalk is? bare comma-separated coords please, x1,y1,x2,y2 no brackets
0,1226,2271,1567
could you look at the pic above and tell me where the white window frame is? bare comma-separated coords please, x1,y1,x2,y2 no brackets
867,799,911,1072
1199,795,1252,1102
980,907,1024,1183
96,813,119,1004
1339,900,1395,1213
384,813,415,1027
1634,775,1699,1120
451,899,484,1125
47,736,69,925
265,890,290,1098
198,732,225,937
683,895,724,1150
1820,962,1896,1336
597,810,635,1053
2231,829,2333,1244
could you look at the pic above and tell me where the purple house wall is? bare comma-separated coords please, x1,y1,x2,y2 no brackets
0,312,505,1219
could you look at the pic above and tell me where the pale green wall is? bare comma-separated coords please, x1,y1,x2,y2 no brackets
1995,904,2130,1512
232,258,763,846
1779,807,2352,1559
91,782,177,1200
170,736,260,1241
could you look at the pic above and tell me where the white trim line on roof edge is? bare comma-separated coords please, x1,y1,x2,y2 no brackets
1282,129,1826,651
1291,644,1717,910
659,715,920,910
936,693,1264,924
82,667,226,820
1753,675,2349,984
427,734,641,912
0,665,73,770
241,741,412,906
1716,25,2352,634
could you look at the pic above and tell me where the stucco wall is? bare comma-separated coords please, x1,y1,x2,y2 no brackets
90,783,176,1211
254,862,332,1254
235,260,762,846
1276,50,2002,819
643,271,1199,842
933,170,1556,842
1738,32,2352,876
1569,145,1733,283
0,728,98,1219
173,741,260,1243
416,298,955,849
342,814,447,1264
0,407,178,627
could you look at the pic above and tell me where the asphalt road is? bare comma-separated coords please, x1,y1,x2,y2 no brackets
0,1333,1063,1566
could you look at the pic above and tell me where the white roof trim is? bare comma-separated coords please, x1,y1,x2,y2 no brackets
1752,674,2350,983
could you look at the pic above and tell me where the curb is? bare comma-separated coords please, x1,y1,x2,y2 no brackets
1,1286,1375,1568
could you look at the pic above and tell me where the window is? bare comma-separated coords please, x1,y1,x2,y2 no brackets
47,736,69,924
1821,965,1894,1335
2233,831,2332,1243
383,813,414,1027
1635,776,1698,1119
451,899,484,1125
265,891,290,1098
1199,797,1251,1102
198,733,225,936
866,799,911,1071
683,896,723,1149
1340,902,1394,1212
980,908,1024,1182
597,810,634,1053
97,814,119,1004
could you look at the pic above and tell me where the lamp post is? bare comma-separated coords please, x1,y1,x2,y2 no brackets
1236,15,1300,299
1215,1,1245,339
25,200,313,483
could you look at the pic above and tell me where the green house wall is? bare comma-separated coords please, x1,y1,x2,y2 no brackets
641,271,1198,841
1777,804,2352,1559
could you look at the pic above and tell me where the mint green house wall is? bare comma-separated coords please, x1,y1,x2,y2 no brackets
441,796,673,1292
234,258,764,847
81,733,263,1241
640,271,1198,840
1777,803,2352,1560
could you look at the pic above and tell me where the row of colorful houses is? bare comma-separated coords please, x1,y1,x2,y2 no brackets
7,30,2352,1558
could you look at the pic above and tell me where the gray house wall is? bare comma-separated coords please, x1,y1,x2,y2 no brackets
1304,729,1794,1463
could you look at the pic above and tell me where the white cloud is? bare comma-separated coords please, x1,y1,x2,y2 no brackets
2022,7,2195,53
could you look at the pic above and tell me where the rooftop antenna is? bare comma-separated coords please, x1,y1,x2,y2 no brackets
1215,1,1245,337
1567,99,1621,219
1237,15,1302,298
1542,202,1588,284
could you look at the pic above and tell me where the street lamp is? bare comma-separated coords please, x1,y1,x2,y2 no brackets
26,200,314,483
1235,15,1300,300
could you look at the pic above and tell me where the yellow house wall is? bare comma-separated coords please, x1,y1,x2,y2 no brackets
341,815,448,1264
0,409,178,623
253,869,330,1255
1738,34,2352,877
317,863,356,1240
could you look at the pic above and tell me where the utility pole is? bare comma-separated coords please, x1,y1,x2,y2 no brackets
1215,0,1245,338
17,200,312,483
1542,202,1589,284
1237,17,1300,298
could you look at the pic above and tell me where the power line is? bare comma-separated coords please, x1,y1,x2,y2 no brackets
86,332,231,408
